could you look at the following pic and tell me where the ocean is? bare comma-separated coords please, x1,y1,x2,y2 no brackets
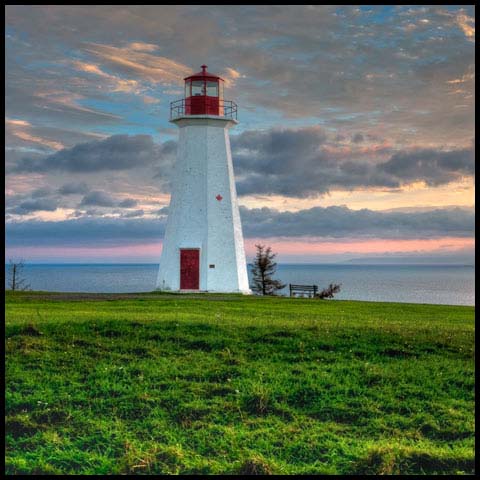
4,263,475,306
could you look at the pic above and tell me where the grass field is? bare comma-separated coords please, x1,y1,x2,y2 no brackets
5,291,475,475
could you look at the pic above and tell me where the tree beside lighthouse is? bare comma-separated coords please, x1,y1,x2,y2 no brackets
156,65,250,293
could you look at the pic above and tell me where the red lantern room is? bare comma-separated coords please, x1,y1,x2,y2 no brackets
184,65,224,115
170,65,238,120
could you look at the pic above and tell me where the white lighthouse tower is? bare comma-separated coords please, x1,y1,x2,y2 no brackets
156,65,250,293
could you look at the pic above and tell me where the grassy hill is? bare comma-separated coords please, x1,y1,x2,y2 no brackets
5,291,475,475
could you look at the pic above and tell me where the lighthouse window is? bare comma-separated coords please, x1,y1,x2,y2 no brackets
184,80,191,97
191,80,205,96
206,81,218,97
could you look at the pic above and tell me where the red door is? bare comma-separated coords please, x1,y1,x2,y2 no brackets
180,249,199,290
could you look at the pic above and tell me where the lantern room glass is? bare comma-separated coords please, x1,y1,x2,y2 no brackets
191,80,205,96
206,81,218,97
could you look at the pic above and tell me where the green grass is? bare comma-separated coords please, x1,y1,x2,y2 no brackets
5,291,475,475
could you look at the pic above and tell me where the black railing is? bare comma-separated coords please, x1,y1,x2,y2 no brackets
170,98,238,121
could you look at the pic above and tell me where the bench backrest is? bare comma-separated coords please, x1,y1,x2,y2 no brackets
289,284,318,295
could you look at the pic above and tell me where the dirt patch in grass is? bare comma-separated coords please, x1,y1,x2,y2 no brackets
237,456,273,475
6,416,42,439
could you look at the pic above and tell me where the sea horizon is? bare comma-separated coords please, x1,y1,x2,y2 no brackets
6,261,475,267
4,263,475,306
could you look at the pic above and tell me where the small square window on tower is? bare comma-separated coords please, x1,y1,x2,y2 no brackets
209,264,215,269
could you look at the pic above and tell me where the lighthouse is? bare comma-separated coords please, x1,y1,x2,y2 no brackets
156,65,250,293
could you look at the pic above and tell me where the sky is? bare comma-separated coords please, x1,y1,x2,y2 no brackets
5,5,475,264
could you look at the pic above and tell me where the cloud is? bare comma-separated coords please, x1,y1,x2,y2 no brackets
71,60,146,95
5,206,474,248
222,67,242,87
121,209,145,218
58,182,90,195
10,134,174,174
5,217,166,247
84,42,192,84
6,72,122,128
5,5,475,162
240,205,474,239
456,13,475,39
446,72,475,85
5,117,64,151
127,42,160,52
380,147,474,185
118,198,138,208
232,127,474,197
78,191,139,209
80,191,117,207
9,128,474,202
6,115,108,157
31,187,53,198
8,197,59,215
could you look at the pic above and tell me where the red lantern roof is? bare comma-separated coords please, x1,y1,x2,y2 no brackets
184,65,223,82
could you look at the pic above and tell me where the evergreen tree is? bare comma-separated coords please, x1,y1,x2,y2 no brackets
250,244,286,295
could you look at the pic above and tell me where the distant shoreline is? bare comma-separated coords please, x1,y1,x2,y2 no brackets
4,262,475,267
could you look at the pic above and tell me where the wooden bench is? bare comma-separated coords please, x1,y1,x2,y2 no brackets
289,284,318,298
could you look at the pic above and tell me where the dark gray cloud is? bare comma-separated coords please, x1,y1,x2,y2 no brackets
8,128,474,203
79,191,138,208
5,206,474,247
380,147,475,186
30,187,53,198
5,216,166,247
118,198,138,208
9,134,173,174
79,190,139,211
58,182,89,195
240,206,475,239
80,191,117,207
8,198,60,215
232,128,474,197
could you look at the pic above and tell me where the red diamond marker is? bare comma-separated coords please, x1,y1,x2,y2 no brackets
216,194,223,201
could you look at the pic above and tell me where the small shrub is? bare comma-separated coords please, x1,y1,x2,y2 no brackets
315,283,341,299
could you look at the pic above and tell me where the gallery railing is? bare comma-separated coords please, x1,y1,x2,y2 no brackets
170,98,238,121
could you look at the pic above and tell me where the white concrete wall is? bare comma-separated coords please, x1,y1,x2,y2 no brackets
156,116,250,293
